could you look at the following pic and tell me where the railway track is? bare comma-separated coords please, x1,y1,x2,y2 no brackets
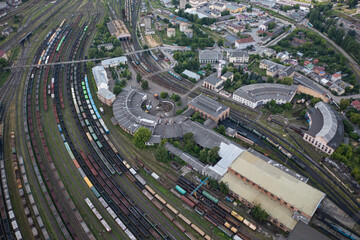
229,108,360,224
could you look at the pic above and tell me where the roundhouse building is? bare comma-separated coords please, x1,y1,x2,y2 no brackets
232,83,298,108
303,102,344,155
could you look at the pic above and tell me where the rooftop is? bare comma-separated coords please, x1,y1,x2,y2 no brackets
306,102,344,148
97,88,116,100
236,36,254,44
182,69,200,80
199,49,221,60
287,221,330,240
228,50,249,58
101,56,127,67
204,74,223,85
222,150,326,230
188,94,229,119
92,66,109,90
113,87,188,136
233,83,298,104
107,20,131,39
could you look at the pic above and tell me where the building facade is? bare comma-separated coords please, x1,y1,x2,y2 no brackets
199,50,221,64
188,95,230,123
303,102,344,155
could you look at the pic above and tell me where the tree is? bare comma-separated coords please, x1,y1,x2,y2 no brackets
217,39,224,47
217,125,226,135
311,98,321,106
251,205,269,222
185,3,192,8
136,73,142,83
340,99,350,111
141,80,149,90
279,76,293,85
133,127,151,148
219,181,229,195
268,22,276,30
160,92,169,99
143,44,149,49
183,132,194,143
86,61,95,69
113,85,122,95
207,146,220,164
199,149,208,163
155,145,169,163
221,10,230,16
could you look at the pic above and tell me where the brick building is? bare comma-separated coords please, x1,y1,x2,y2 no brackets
188,94,230,123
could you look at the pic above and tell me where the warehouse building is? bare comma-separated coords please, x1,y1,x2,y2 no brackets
287,221,330,240
221,150,326,232
303,102,344,155
188,94,230,124
101,56,127,68
107,20,131,40
232,83,298,108
202,74,224,92
92,66,109,90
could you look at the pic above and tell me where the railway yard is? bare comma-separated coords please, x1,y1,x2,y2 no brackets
0,0,360,240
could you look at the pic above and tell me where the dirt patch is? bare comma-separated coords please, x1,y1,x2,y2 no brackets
146,35,159,47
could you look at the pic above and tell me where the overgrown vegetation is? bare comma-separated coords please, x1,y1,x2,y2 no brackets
308,4,360,64
251,205,269,222
133,127,152,148
331,144,360,184
88,15,123,58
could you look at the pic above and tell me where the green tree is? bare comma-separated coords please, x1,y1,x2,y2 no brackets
137,73,142,83
311,98,321,106
199,149,208,162
86,61,95,69
133,127,151,148
113,85,122,95
183,132,194,143
207,146,220,164
340,99,350,111
219,181,229,195
343,119,354,133
160,92,169,99
217,39,224,47
155,145,169,163
221,10,230,16
141,80,149,90
217,125,226,135
251,205,269,222
268,22,276,30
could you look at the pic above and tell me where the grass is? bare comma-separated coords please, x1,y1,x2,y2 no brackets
0,71,10,87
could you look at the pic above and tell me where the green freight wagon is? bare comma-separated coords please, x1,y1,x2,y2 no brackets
202,190,218,204
175,185,186,195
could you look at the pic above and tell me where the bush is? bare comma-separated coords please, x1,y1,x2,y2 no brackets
160,92,169,99
177,101,182,106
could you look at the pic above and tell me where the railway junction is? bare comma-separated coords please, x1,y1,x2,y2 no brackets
0,0,359,240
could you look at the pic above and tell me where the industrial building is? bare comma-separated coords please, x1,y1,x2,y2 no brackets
287,221,330,240
221,150,326,232
101,56,127,68
232,83,298,108
303,102,344,155
188,94,230,124
107,20,131,40
199,50,221,64
202,74,224,92
92,66,109,90
182,69,200,81
97,88,116,106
